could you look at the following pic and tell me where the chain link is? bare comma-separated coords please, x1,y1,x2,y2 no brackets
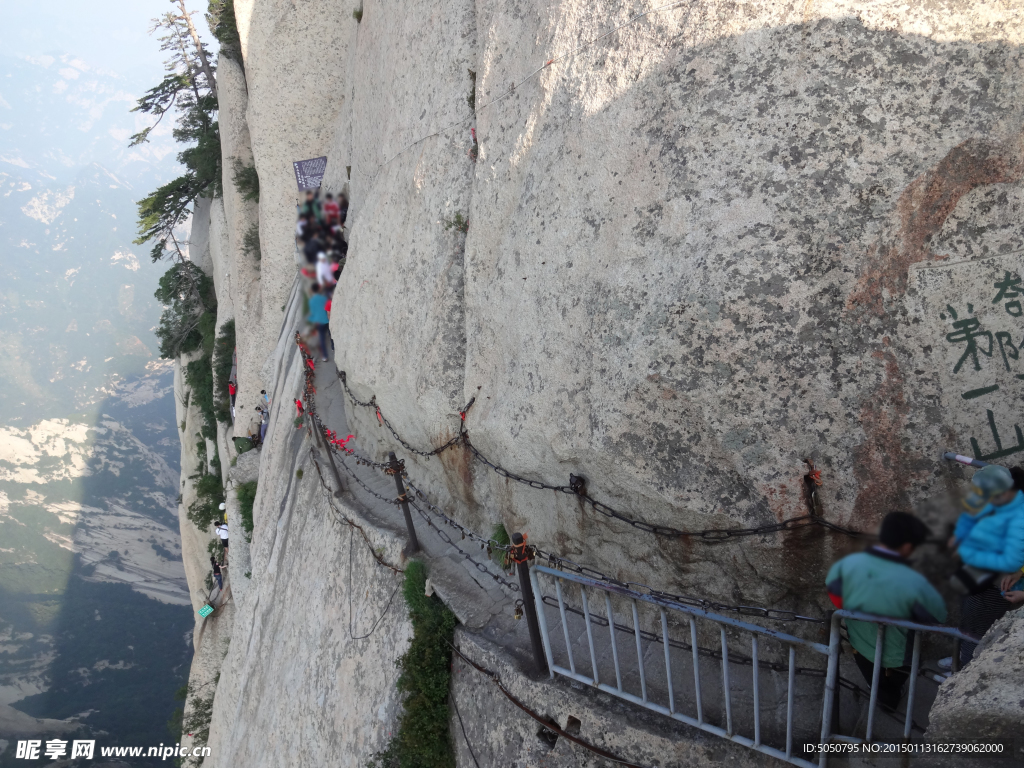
338,370,466,457
409,499,520,594
307,447,404,574
334,363,873,544
464,434,873,542
297,336,831,626
532,547,824,624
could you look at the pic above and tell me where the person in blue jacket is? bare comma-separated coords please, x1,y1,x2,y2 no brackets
948,464,1024,665
307,283,331,362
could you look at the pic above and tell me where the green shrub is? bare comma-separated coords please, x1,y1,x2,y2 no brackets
237,480,258,540
231,157,260,202
369,560,456,768
188,472,225,531
213,319,236,424
153,263,216,359
442,212,469,234
466,69,476,111
243,221,261,261
490,523,511,569
166,684,187,739
184,353,216,441
353,7,363,21
207,0,242,63
172,680,217,768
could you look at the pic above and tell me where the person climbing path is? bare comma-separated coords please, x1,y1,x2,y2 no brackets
210,555,223,590
215,520,229,566
307,283,331,362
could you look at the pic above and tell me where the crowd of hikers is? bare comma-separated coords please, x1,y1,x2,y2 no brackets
827,463,1024,711
296,188,345,362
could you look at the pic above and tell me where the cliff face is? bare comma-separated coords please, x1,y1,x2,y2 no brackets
169,0,1024,765
328,0,1024,612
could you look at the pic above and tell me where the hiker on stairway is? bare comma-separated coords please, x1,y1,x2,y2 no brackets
307,282,331,363
299,189,322,222
323,192,340,226
255,404,269,444
945,464,1024,667
215,521,229,566
210,555,223,590
303,225,324,265
825,512,946,711
316,252,337,297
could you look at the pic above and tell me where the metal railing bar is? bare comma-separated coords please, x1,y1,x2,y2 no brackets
542,594,830,674
660,609,675,714
606,592,623,691
690,618,703,725
631,599,648,703
903,632,922,740
529,567,556,680
548,662,818,768
865,624,885,742
581,585,600,685
817,613,843,768
720,625,733,736
534,566,829,654
751,635,761,747
786,645,795,759
833,609,977,642
555,577,576,675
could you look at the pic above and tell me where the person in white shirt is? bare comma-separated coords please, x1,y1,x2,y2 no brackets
316,252,337,297
215,522,229,565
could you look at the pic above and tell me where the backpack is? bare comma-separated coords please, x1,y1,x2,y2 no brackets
233,436,255,454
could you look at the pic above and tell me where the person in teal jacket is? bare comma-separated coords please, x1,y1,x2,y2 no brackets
948,464,1024,665
307,283,331,362
826,512,947,710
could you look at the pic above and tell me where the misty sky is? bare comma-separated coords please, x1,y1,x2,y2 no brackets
3,0,186,79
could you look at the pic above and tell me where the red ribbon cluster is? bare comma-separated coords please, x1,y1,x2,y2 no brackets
323,428,355,454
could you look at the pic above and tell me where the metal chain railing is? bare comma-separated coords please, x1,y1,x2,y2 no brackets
408,499,521,594
301,338,516,593
532,548,824,624
336,367,874,543
299,339,841,628
338,371,469,458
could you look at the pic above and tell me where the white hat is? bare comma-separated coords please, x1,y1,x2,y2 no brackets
218,503,226,510
317,251,327,261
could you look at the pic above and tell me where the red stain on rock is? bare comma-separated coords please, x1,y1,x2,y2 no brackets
851,348,914,523
438,434,476,507
847,137,1024,315
763,482,807,523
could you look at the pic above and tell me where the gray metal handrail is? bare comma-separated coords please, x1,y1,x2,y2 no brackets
529,564,979,768
819,610,978,765
530,564,828,767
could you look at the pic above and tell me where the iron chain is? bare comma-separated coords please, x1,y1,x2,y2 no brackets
298,337,830,626
335,363,873,543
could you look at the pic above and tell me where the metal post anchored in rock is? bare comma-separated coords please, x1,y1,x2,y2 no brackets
388,452,420,555
512,532,548,675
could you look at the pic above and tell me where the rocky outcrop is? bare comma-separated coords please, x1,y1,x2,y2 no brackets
928,610,1024,750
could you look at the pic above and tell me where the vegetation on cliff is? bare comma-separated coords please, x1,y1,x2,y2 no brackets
370,561,457,768
237,480,258,540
